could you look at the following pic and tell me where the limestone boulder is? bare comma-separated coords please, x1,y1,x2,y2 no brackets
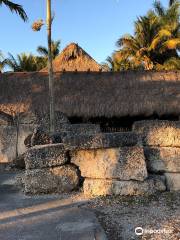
24,126,52,148
0,126,17,163
165,173,180,191
39,111,70,131
18,125,35,154
83,176,166,197
133,120,180,147
144,147,180,173
24,127,66,148
24,165,79,194
18,111,70,131
63,132,139,150
0,124,35,164
58,123,101,135
25,144,68,169
0,112,13,126
71,147,147,181
17,112,38,125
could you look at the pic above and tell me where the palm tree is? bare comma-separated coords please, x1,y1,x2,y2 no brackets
116,13,159,70
6,53,47,72
0,0,27,21
101,56,116,71
156,57,180,70
0,51,7,72
115,1,180,70
152,0,180,67
102,55,133,71
47,0,55,133
37,40,61,59
32,0,55,132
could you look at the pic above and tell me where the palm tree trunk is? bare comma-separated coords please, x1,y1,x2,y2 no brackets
47,0,55,133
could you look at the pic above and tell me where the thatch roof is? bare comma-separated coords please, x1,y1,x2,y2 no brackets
41,43,101,72
0,71,180,118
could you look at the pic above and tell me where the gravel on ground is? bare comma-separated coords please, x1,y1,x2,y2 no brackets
81,192,180,240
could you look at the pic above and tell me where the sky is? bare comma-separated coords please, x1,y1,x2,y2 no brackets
0,0,169,64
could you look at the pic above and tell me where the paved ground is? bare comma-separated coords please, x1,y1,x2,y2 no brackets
0,172,107,240
2,172,179,240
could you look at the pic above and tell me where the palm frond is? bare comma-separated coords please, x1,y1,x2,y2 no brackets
153,1,165,17
114,0,180,71
37,46,48,57
162,38,180,50
0,0,28,21
0,53,7,72
37,40,61,59
150,29,172,50
6,53,21,71
6,52,47,72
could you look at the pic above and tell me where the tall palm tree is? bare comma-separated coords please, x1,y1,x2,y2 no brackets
102,55,133,71
32,1,55,132
6,53,47,72
0,0,27,21
115,1,180,70
47,0,55,133
116,13,159,70
37,40,61,59
152,0,180,66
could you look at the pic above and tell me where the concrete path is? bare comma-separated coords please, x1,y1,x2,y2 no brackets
0,172,107,240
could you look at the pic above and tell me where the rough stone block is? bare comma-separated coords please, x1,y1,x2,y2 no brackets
25,144,68,169
63,132,139,150
165,173,180,191
144,147,180,173
17,125,35,155
0,112,13,126
24,127,52,148
0,125,36,164
18,112,38,125
41,111,70,132
83,176,166,197
0,126,17,163
71,147,147,181
59,124,101,135
133,120,180,147
24,165,79,194
18,111,70,126
25,124,101,146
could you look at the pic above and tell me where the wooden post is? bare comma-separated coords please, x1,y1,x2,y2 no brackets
47,0,55,133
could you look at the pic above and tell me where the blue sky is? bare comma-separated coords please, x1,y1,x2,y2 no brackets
0,0,169,63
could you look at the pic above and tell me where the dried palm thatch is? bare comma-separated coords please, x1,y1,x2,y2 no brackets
0,71,179,118
40,43,101,72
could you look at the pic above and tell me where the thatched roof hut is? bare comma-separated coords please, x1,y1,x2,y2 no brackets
41,43,101,72
0,71,179,121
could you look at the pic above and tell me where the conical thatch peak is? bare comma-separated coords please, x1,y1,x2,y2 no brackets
41,42,101,72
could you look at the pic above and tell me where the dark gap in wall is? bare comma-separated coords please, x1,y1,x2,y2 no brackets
69,114,179,133
69,162,84,189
